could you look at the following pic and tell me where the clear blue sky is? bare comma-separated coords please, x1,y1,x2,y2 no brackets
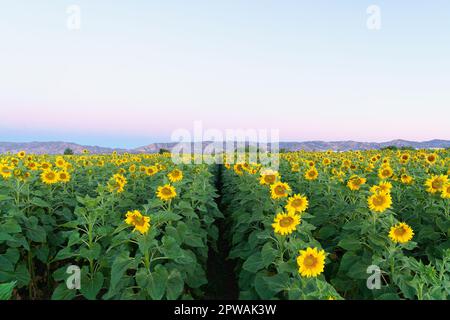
1,0,449,148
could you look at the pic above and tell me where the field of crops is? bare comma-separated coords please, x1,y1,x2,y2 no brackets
0,149,449,300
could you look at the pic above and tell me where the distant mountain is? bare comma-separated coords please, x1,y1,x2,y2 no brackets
0,141,126,155
0,139,449,155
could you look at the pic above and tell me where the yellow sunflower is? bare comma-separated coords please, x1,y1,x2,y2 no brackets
157,184,177,201
145,165,159,176
389,222,414,244
297,247,326,278
400,174,414,185
41,170,59,184
378,166,393,180
0,164,13,179
368,191,392,213
57,171,71,183
124,210,151,234
270,182,291,200
347,175,367,191
272,211,301,236
441,183,450,199
425,174,448,193
168,169,183,182
285,194,309,213
17,151,26,159
304,167,319,181
259,169,279,185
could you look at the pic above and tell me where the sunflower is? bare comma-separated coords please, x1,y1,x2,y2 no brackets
322,158,331,166
168,169,183,182
347,175,367,191
0,164,13,179
233,163,244,175
378,166,393,179
400,174,414,185
125,210,151,234
55,157,66,168
270,182,291,200
370,181,392,194
441,183,450,199
425,174,448,193
145,165,159,176
389,222,414,244
259,169,279,185
157,184,177,201
17,151,26,159
291,163,300,172
367,191,392,213
304,167,318,181
285,194,309,213
272,211,301,236
425,153,437,165
41,170,59,184
297,247,326,278
57,171,71,183
40,162,52,171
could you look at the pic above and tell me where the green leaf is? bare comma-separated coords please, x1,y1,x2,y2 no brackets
242,252,265,273
0,220,22,234
26,224,47,243
261,242,277,267
0,281,16,300
166,270,184,300
31,197,50,208
338,238,361,251
148,265,168,300
110,252,136,292
80,272,104,300
51,283,77,300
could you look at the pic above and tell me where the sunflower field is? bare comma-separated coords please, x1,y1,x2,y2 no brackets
0,149,449,300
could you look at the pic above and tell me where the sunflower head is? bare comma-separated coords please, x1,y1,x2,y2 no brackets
368,191,392,213
41,170,59,184
157,184,177,201
270,182,291,200
304,167,319,181
272,211,301,236
297,247,326,278
259,169,279,185
389,222,414,244
347,175,366,191
168,169,183,182
425,174,448,194
124,210,151,235
285,194,309,214
441,183,450,199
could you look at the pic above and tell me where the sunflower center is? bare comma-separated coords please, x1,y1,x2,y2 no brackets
132,215,145,227
291,199,303,208
279,216,294,228
46,172,56,180
431,180,443,189
265,175,276,184
275,186,285,195
394,227,406,236
303,255,317,267
372,195,386,206
382,169,390,176
162,187,172,196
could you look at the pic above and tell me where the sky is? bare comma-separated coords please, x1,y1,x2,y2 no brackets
1,0,450,148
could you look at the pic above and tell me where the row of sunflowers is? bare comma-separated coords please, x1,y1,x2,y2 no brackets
0,151,221,299
223,148,449,299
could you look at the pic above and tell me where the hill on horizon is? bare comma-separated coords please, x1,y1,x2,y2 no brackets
1,139,449,154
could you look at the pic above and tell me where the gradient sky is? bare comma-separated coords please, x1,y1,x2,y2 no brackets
1,0,450,148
